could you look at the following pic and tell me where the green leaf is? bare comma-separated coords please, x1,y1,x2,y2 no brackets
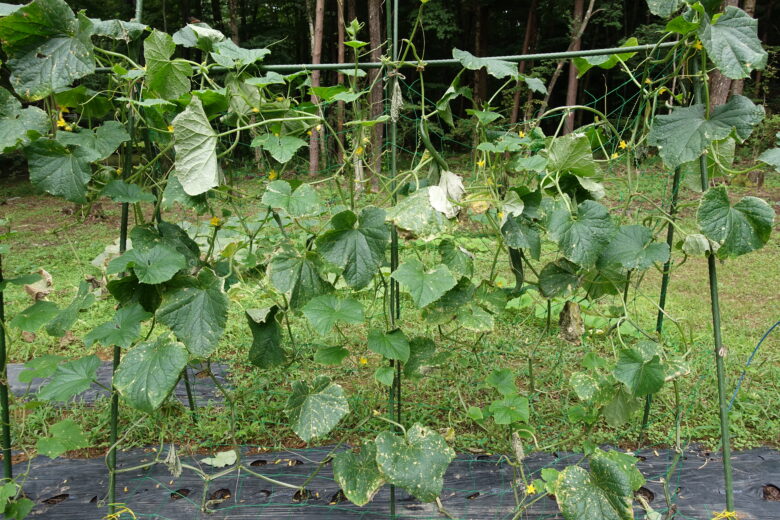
314,345,349,365
45,280,95,337
131,222,201,269
0,87,48,153
201,449,237,468
261,180,322,218
3,497,34,520
251,133,307,163
211,40,269,67
524,76,546,94
0,273,41,292
555,453,634,520
114,336,189,413
268,248,332,309
108,244,187,284
547,133,600,177
387,187,453,240
101,180,156,203
438,239,473,278
38,355,100,401
646,0,683,17
144,30,192,99
157,269,229,358
502,216,541,260
699,6,767,79
285,375,349,442
614,347,665,397
246,307,286,368
697,186,774,258
573,38,638,77
84,303,152,349
404,337,437,378
486,368,517,396
602,225,670,270
172,23,225,50
302,295,364,336
90,17,147,41
539,259,580,298
374,423,455,503
36,419,88,458
332,443,385,506
570,372,600,401
367,329,409,362
18,354,63,383
173,96,221,196
603,388,640,427
0,0,95,100
9,300,59,332
452,48,518,80
391,259,457,308
489,395,529,424
25,138,92,203
56,121,130,162
599,449,645,492
648,95,765,168
315,207,389,290
374,366,395,386
548,200,616,268
758,148,780,172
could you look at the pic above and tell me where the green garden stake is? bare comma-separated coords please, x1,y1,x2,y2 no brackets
0,256,12,481
639,165,682,446
694,57,735,513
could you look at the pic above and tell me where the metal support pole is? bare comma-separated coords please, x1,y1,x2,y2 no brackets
694,57,735,512
639,166,682,445
0,256,12,481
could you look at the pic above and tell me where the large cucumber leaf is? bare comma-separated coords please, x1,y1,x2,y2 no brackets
285,375,349,443
172,96,221,195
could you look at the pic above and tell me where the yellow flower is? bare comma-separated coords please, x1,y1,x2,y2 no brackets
421,0,429,3
209,216,222,227
362,136,370,144
619,140,628,150
59,106,69,113
56,117,67,128
273,132,280,137
611,152,619,159
476,159,486,168
167,125,174,132
116,168,123,175
276,96,285,102
64,124,73,132
355,146,364,156
693,40,703,50
251,107,260,113
526,484,537,495
268,169,278,180
307,130,312,136
486,177,494,185
360,357,368,365
517,130,526,138
644,78,652,85
315,124,322,132
497,211,504,220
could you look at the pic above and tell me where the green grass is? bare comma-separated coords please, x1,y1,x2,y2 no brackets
0,164,778,459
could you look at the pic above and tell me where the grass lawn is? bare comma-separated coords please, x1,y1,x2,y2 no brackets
0,161,778,458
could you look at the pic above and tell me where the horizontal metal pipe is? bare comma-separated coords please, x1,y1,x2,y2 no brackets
95,41,676,74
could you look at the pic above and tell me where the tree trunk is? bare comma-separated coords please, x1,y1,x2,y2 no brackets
473,4,489,104
347,0,356,24
227,0,241,44
309,0,325,177
368,0,383,189
731,0,757,96
709,0,739,105
209,0,223,31
537,0,596,119
564,0,585,134
511,0,539,124
337,0,346,163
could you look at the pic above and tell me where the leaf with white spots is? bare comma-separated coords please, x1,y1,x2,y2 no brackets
374,423,455,503
333,443,385,506
114,335,189,414
285,376,349,443
555,452,636,520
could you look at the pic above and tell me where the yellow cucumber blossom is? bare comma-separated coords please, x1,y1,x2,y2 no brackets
307,130,312,136
644,78,652,85
693,40,703,50
476,159,486,168
360,357,368,365
167,125,174,132
611,152,619,159
209,216,223,228
315,124,322,132
276,96,285,102
517,130,526,138
251,107,260,113
268,169,278,180
525,484,537,495
355,146,364,156
619,140,628,150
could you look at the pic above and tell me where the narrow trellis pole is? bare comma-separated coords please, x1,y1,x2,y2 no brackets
386,0,401,517
638,165,681,445
0,255,12,481
693,57,735,512
107,1,144,513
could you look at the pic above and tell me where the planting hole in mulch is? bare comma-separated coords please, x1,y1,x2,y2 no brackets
170,489,191,500
328,490,346,505
293,488,311,502
636,487,655,502
41,494,68,505
208,488,231,502
249,459,267,466
466,492,480,500
762,484,780,501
